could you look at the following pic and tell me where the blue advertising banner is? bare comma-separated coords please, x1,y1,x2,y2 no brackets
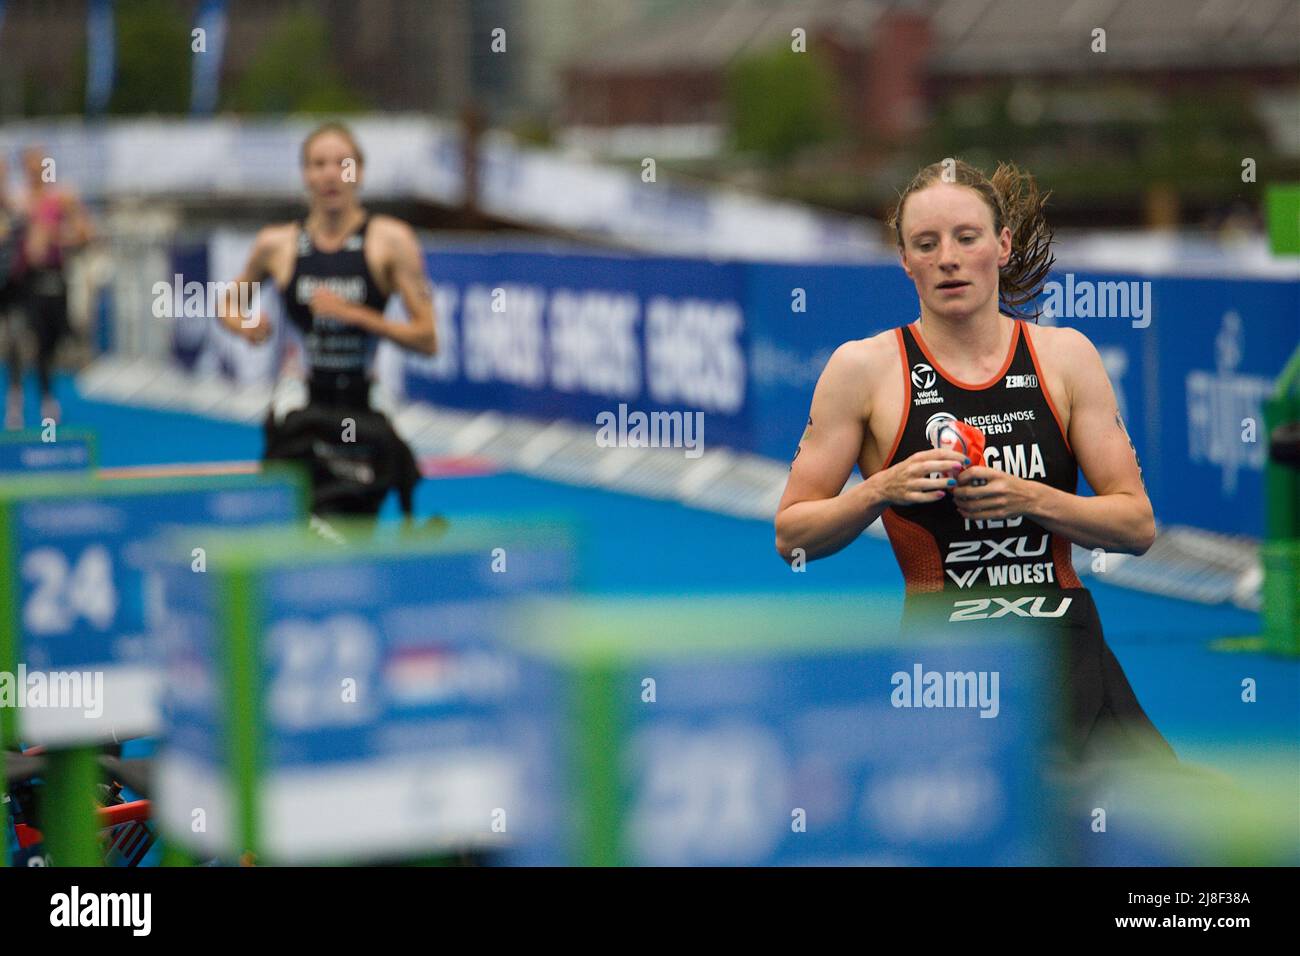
189,0,228,115
155,524,572,862
168,242,210,372
85,0,115,116
744,262,917,462
1038,269,1153,500
405,250,752,451
0,431,95,475
1145,277,1298,535
1045,272,1298,534
0,472,303,745
507,599,1063,866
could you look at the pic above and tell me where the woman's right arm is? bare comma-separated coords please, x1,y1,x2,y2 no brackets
774,338,966,565
216,227,277,343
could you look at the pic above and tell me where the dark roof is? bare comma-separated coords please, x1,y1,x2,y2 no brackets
931,0,1300,74
567,0,1300,74
568,0,890,71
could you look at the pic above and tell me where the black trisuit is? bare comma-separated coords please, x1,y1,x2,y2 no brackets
881,318,1176,763
280,215,387,408
264,216,419,517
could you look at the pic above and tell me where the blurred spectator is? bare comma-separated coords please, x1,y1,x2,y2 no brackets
12,146,94,427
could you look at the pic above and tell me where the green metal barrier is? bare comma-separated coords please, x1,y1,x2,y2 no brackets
506,593,1067,866
1266,183,1300,257
1263,345,1300,655
0,469,306,867
151,518,573,866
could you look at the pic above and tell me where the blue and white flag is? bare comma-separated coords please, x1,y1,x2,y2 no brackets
190,0,228,115
85,0,116,116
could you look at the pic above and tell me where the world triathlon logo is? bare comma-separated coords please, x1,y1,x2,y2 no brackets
911,363,936,390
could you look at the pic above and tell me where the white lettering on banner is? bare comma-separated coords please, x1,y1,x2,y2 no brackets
22,545,118,634
462,283,546,386
865,768,1002,839
645,297,745,413
626,725,787,865
748,339,831,390
267,615,379,730
1185,312,1270,494
549,289,641,397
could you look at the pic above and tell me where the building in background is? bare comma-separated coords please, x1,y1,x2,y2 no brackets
0,0,1296,228
559,0,931,155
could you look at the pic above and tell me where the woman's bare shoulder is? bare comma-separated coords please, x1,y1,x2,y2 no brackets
828,328,899,377
1022,321,1095,357
247,222,299,262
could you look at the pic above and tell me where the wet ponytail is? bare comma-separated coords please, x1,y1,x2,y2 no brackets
888,158,1055,321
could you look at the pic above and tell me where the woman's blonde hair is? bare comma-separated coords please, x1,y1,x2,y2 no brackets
300,121,365,169
888,159,1055,320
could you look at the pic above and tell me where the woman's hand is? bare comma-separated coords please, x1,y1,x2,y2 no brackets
952,466,1044,521
868,447,969,507
309,289,371,330
240,313,273,344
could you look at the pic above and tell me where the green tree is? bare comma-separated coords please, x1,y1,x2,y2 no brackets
109,0,191,114
225,9,367,114
726,44,841,166
914,81,1288,210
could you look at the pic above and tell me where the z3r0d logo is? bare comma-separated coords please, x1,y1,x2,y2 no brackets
911,363,936,390
948,595,1073,622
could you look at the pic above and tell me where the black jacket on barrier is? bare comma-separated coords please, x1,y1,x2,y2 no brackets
263,402,420,518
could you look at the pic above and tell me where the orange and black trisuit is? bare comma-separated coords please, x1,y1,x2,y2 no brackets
881,317,1175,762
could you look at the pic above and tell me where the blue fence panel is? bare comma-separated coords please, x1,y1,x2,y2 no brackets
745,262,916,462
406,250,753,451
1146,276,1298,535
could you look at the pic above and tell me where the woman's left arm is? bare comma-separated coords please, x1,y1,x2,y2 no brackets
307,219,438,355
953,327,1156,554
